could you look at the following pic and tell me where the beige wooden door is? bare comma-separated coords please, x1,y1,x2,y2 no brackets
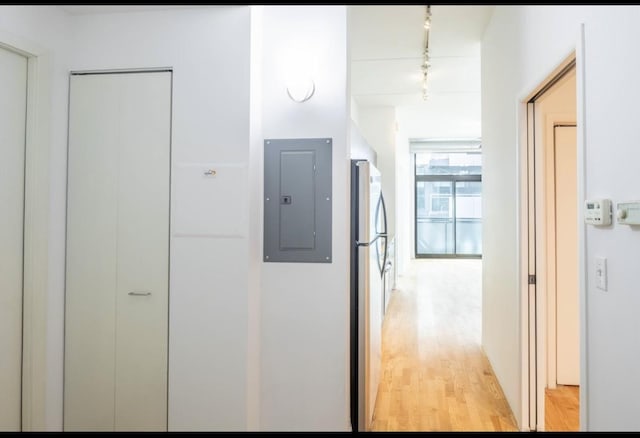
554,125,579,385
64,71,171,431
0,45,27,432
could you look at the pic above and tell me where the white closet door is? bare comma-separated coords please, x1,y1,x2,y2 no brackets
0,46,27,432
65,71,171,431
65,73,120,431
113,73,170,431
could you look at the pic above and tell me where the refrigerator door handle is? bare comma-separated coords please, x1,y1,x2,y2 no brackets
374,194,388,236
375,234,388,277
356,233,387,247
375,193,389,276
381,234,388,277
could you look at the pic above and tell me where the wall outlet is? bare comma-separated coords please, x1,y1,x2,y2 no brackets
595,257,607,291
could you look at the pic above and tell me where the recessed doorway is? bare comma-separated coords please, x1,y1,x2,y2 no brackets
522,54,580,432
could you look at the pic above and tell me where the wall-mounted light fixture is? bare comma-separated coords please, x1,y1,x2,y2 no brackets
285,48,316,103
286,77,315,103
422,5,432,101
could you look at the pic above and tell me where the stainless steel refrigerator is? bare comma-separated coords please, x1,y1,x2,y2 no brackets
350,159,388,431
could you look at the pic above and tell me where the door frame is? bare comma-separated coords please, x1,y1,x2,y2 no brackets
0,31,52,431
517,25,587,432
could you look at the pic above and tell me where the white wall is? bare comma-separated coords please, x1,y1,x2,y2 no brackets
350,120,377,164
396,98,481,140
247,5,263,431
358,107,397,239
482,5,640,431
395,129,411,277
350,96,360,128
481,6,523,425
259,5,350,431
0,6,72,430
68,6,253,431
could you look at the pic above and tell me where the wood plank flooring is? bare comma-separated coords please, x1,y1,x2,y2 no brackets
545,385,579,431
370,259,519,431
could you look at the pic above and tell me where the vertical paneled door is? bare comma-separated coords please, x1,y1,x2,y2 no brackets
0,45,27,432
64,71,171,431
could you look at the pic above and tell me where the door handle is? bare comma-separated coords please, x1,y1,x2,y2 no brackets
356,233,387,247
128,291,152,296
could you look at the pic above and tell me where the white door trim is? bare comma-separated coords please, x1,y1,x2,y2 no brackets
0,31,52,431
575,24,588,432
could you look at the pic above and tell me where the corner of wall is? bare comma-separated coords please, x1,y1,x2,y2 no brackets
247,4,263,431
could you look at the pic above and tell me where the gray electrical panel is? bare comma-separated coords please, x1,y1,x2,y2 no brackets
264,138,332,263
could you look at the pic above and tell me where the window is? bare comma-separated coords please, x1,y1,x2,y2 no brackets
414,150,482,257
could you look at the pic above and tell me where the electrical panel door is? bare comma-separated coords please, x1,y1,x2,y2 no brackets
264,138,332,263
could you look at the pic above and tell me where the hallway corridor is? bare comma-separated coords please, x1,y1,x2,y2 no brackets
371,259,518,431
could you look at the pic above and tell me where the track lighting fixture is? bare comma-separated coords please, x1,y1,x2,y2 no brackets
422,5,431,101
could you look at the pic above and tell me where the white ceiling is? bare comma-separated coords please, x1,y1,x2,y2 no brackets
349,5,494,137
60,5,492,137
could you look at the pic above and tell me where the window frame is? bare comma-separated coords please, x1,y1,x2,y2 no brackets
414,152,483,259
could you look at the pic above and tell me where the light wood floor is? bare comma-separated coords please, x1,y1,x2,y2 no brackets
545,385,579,431
370,259,519,431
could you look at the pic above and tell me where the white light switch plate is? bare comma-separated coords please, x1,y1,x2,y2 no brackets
595,257,607,291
